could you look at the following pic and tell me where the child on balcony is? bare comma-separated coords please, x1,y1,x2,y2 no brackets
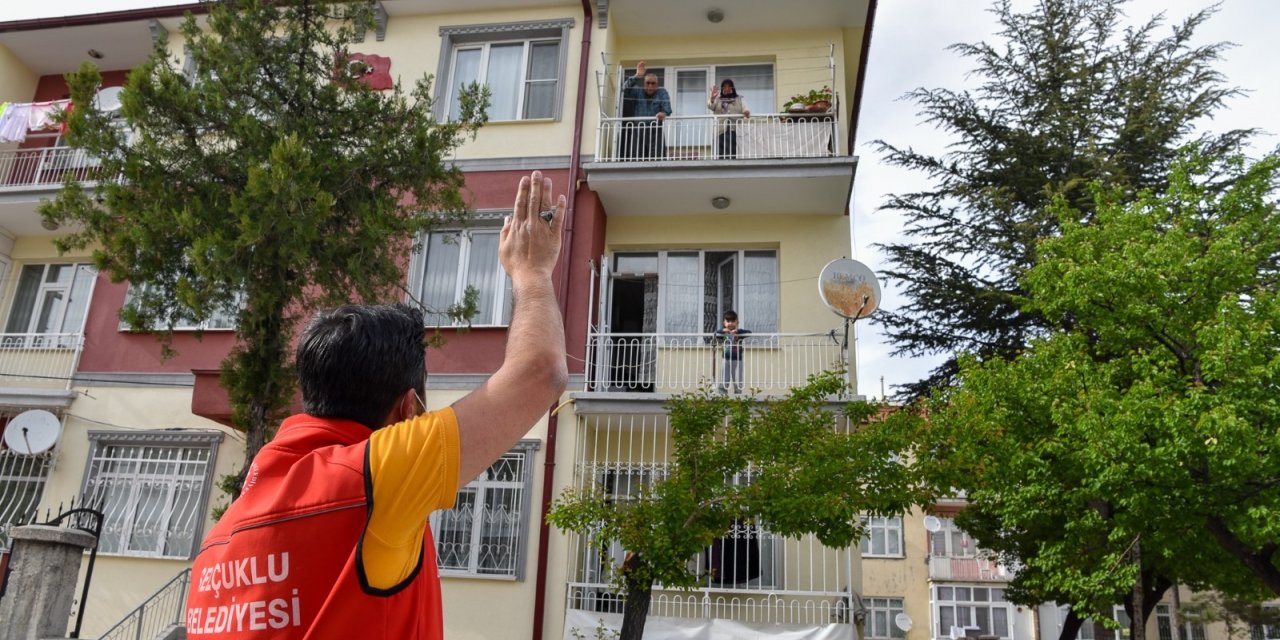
714,310,751,394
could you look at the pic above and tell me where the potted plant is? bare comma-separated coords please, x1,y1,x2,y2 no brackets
783,85,833,113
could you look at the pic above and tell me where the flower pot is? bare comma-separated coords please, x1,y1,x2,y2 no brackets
806,100,832,113
787,104,809,114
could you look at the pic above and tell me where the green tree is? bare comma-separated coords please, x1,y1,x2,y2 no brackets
548,373,926,640
873,0,1254,400
41,0,487,494
911,150,1280,637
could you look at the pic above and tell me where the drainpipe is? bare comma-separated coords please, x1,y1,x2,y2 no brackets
531,1,593,638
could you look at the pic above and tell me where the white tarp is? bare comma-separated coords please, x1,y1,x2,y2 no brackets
563,610,856,640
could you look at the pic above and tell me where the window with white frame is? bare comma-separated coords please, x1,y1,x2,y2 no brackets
1111,606,1132,640
934,585,1011,640
431,440,538,579
3,263,96,346
861,515,904,557
438,19,573,122
930,516,978,558
119,283,241,331
866,597,907,639
610,249,779,335
1157,604,1206,640
80,430,221,559
411,229,512,326
1056,606,1096,640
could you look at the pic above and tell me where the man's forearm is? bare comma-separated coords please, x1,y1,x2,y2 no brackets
504,275,568,389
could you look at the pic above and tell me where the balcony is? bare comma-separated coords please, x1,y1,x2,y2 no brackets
928,556,1014,582
584,113,856,217
0,333,85,392
564,413,859,634
583,332,849,395
0,143,103,191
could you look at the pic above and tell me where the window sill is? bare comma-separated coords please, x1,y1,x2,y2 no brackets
439,571,519,582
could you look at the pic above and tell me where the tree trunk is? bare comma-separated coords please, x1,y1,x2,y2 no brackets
619,552,653,640
1058,608,1086,640
1132,541,1145,640
1205,515,1280,595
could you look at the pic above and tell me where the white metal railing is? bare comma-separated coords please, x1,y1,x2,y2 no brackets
595,113,839,162
0,144,103,189
585,332,846,394
0,333,85,390
0,446,55,550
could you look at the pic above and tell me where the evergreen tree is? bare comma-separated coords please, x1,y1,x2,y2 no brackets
41,0,487,495
873,0,1253,399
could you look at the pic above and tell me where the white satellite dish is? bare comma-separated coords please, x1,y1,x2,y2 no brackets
93,86,124,114
895,613,914,632
923,515,943,533
818,258,881,320
3,409,62,455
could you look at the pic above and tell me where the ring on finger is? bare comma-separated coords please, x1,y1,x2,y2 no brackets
539,207,556,222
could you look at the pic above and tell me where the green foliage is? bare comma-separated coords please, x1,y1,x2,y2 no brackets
873,0,1254,399
913,149,1280,616
41,0,488,493
548,371,926,637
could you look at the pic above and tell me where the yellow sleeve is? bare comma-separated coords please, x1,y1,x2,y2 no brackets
360,407,461,591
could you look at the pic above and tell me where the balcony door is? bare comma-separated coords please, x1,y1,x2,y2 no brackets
671,67,712,152
602,254,657,392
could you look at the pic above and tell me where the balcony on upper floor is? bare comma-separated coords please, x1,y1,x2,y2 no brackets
583,331,850,396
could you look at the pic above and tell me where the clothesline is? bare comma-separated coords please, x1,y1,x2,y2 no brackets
0,99,73,143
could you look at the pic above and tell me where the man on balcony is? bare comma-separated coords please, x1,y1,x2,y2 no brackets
620,61,671,161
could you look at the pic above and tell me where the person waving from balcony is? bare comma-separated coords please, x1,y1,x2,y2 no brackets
708,78,750,159
620,61,672,160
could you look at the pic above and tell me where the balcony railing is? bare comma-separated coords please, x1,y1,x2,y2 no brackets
594,113,839,163
928,555,1014,582
585,332,847,394
0,333,85,390
0,145,103,189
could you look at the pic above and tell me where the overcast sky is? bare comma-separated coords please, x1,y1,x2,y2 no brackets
850,0,1280,400
6,1,1277,401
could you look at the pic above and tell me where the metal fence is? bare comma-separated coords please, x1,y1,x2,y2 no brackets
97,568,191,640
585,332,847,394
595,113,839,162
0,332,85,389
0,145,104,189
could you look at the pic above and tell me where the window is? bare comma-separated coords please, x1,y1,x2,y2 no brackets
1254,611,1280,640
610,249,778,335
411,230,513,326
438,19,573,122
0,411,57,549
1111,606,1132,640
3,263,96,346
930,516,978,558
431,440,538,579
866,597,907,639
119,284,241,331
1157,604,1206,640
620,63,774,118
861,515,904,557
935,586,1010,639
80,430,222,559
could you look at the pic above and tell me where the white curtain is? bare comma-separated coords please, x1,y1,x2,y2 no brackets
465,232,501,324
664,253,700,333
486,43,523,121
449,48,481,121
421,233,461,324
741,251,778,333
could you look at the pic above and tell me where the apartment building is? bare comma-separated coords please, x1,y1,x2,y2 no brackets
0,0,874,638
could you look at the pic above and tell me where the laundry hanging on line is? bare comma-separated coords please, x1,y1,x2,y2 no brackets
0,99,73,144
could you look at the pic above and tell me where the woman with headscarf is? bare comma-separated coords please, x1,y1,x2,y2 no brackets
707,78,750,159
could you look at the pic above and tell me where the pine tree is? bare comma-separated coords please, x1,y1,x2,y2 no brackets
41,0,487,495
873,0,1253,399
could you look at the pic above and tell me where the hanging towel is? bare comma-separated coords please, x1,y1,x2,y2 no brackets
0,103,32,143
28,100,70,131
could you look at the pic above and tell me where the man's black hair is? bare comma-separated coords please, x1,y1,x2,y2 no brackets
296,304,426,430
723,309,738,321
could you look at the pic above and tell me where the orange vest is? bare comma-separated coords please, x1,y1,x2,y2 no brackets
186,416,444,639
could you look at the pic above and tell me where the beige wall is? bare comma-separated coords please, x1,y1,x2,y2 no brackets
605,213,853,334
0,43,38,107
862,507,935,640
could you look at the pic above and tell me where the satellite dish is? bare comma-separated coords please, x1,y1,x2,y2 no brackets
93,86,124,114
895,613,914,632
3,409,62,455
818,258,881,319
923,515,943,533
